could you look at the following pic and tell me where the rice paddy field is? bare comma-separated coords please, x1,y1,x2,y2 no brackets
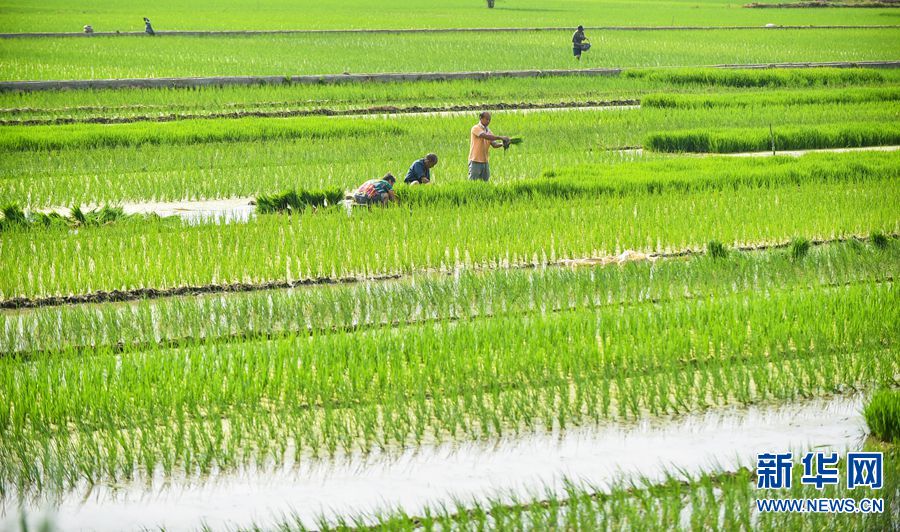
1,0,898,530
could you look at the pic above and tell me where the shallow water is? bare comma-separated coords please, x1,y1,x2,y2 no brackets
6,393,867,531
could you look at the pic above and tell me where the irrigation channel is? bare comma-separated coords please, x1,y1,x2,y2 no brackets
5,393,869,531
616,144,900,158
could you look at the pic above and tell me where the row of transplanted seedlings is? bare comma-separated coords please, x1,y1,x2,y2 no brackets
1,28,894,80
0,68,894,123
2,170,896,299
275,455,897,531
1,96,897,206
2,238,896,354
1,279,896,498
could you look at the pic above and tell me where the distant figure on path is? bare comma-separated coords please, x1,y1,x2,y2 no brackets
353,173,397,205
144,17,155,36
405,153,439,185
83,25,94,34
573,25,589,61
468,112,510,182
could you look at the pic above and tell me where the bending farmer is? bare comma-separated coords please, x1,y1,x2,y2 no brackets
468,112,510,182
354,173,397,205
405,153,438,185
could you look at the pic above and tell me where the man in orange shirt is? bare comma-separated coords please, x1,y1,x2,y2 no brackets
468,111,510,181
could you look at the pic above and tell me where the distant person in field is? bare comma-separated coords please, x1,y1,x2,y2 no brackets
573,25,588,61
405,153,438,185
83,25,94,34
144,17,155,36
354,173,397,205
468,111,510,182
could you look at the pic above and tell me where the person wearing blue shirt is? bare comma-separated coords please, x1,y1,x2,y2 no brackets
404,153,438,185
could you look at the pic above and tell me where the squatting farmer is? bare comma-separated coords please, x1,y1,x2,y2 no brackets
144,17,155,35
468,112,510,182
405,153,439,185
353,173,397,205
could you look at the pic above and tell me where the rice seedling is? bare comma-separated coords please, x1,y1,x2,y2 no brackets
1,175,896,300
644,123,900,153
870,230,890,249
789,237,811,260
707,240,728,258
0,204,162,232
4,238,895,355
1,29,894,81
3,101,897,208
0,279,895,497
4,68,895,126
269,449,898,530
1,0,895,33
864,389,900,443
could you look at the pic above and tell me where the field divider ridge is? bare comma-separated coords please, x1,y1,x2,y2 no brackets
2,25,898,39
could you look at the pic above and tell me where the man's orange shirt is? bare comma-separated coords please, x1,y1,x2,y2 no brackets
469,123,492,163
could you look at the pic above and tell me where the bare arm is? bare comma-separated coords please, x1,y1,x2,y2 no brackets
478,131,510,143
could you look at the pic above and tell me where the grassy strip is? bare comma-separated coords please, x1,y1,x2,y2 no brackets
645,123,900,153
642,86,900,109
1,0,895,33
0,204,172,232
1,29,894,81
864,389,900,443
3,238,894,355
623,66,891,87
0,117,402,152
1,282,896,497
2,68,895,124
2,177,896,300
256,188,345,213
257,151,900,212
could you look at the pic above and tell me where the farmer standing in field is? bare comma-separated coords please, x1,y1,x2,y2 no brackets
144,17,155,36
468,112,510,181
404,153,439,185
353,173,397,205
573,25,588,61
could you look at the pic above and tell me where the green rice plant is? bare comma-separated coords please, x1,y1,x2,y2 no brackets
706,240,728,258
0,116,403,152
1,0,895,32
1,280,895,496
870,230,890,249
4,69,897,126
789,237,811,260
256,187,345,213
624,67,890,88
1,29,895,81
5,238,895,355
2,174,897,300
4,100,897,208
273,449,898,530
644,123,900,153
864,389,900,443
641,87,900,109
0,203,155,232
